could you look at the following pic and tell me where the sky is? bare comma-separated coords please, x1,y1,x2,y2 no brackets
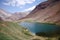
0,0,47,13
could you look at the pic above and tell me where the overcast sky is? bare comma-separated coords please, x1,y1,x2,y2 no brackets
0,0,47,13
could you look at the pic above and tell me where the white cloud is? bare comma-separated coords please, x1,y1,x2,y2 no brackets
3,0,35,7
24,6,36,11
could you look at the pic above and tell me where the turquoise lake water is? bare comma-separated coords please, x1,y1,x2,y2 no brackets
20,22,60,36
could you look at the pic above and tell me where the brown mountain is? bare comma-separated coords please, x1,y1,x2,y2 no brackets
9,12,29,21
0,9,29,21
23,0,60,24
0,9,12,21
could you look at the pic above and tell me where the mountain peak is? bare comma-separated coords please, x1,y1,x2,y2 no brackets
24,0,60,25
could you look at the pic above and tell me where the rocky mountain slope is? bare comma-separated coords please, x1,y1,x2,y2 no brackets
9,12,29,21
0,9,12,21
23,0,60,25
0,9,29,21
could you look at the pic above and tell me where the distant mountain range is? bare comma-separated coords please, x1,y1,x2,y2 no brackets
23,0,60,24
0,9,12,21
1,0,60,24
0,9,29,21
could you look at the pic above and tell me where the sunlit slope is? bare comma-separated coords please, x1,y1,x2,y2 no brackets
23,0,60,25
0,21,32,40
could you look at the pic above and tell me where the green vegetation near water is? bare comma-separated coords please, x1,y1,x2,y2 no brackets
0,21,60,40
0,21,32,40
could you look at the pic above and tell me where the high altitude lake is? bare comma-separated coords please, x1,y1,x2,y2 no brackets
20,22,60,37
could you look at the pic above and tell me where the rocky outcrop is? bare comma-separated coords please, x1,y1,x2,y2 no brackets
24,0,60,25
0,17,3,21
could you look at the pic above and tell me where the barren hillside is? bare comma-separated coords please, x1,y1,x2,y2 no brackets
24,0,60,24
